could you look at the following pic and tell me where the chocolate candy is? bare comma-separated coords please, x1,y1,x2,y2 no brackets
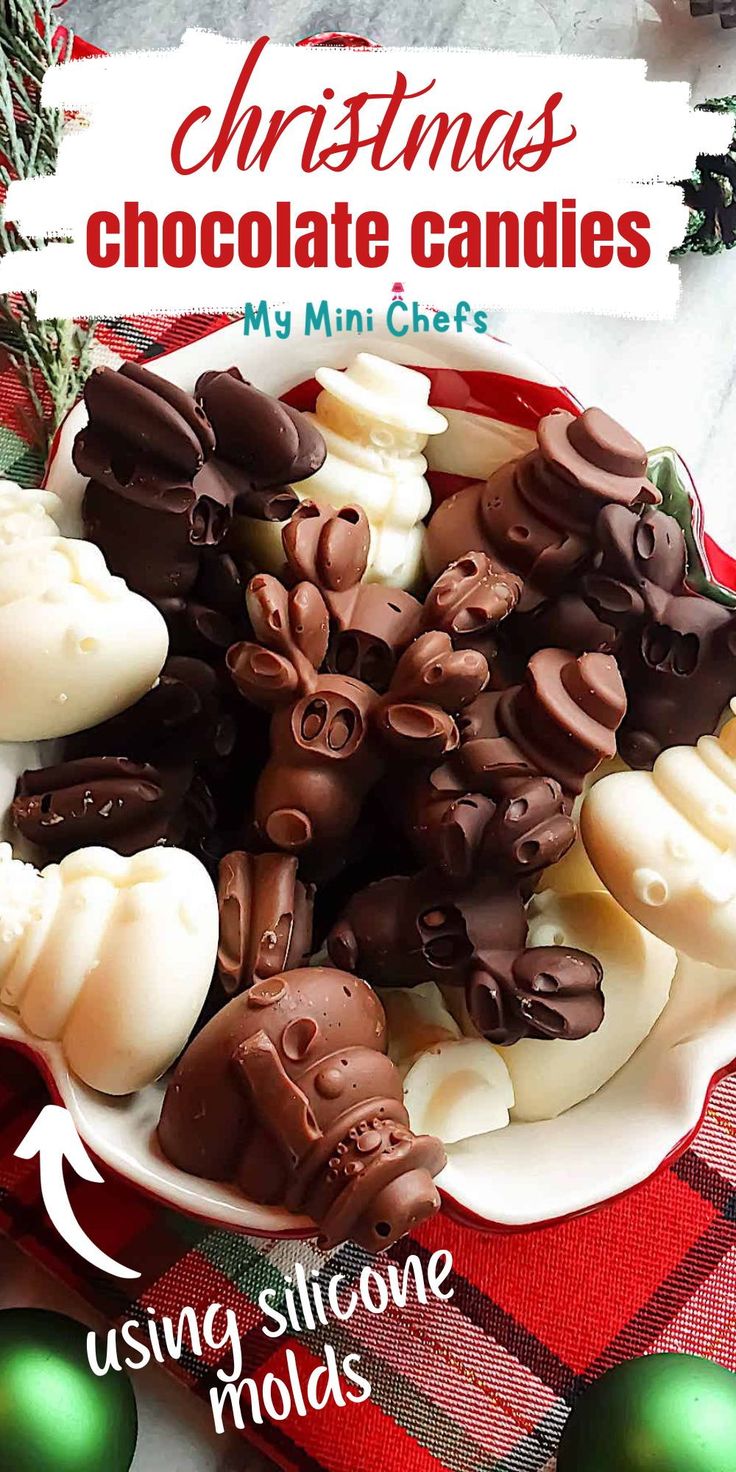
76,365,237,663
619,595,736,767
466,947,604,1045
65,655,236,772
74,363,325,665
284,500,424,691
424,408,656,608
399,769,575,883
13,656,243,861
217,851,314,994
158,967,446,1252
422,552,522,660
13,756,175,857
327,870,605,1046
515,503,688,658
517,503,736,767
458,648,626,797
327,871,528,989
83,360,215,473
227,515,490,866
195,368,326,518
326,583,423,691
75,362,226,565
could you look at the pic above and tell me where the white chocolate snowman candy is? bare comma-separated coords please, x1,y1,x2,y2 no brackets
0,843,218,1095
581,710,736,968
303,354,447,586
236,355,447,588
382,980,514,1144
403,1038,514,1145
0,536,168,741
0,481,62,546
499,846,677,1120
382,980,462,1076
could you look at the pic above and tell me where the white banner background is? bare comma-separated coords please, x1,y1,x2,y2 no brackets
1,30,730,320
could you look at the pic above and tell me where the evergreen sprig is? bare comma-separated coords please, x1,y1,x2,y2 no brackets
0,0,94,449
674,96,736,258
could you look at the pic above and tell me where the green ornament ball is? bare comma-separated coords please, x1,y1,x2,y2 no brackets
0,1308,138,1472
557,1352,736,1472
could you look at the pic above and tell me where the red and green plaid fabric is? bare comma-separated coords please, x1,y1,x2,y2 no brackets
1,312,736,1472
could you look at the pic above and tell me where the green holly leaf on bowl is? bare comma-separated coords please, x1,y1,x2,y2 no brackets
646,446,736,608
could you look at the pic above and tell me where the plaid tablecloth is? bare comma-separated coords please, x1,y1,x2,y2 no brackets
1,311,736,1472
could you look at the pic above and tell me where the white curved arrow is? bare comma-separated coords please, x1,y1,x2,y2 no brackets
14,1105,140,1280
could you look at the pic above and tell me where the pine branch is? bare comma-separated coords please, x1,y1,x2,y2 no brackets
0,0,95,453
673,96,736,258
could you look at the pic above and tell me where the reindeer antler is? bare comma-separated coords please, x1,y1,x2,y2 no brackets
423,553,521,646
227,573,329,709
282,501,370,626
372,631,489,760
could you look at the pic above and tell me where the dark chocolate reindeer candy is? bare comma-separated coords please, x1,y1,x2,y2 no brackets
195,368,326,519
327,870,528,989
12,656,235,859
158,967,446,1253
12,755,174,857
516,503,688,658
466,947,604,1045
399,768,575,884
619,595,736,767
327,871,605,1046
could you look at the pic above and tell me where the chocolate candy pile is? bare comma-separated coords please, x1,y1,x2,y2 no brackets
13,356,734,1254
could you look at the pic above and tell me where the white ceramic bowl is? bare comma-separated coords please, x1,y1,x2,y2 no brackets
2,317,735,1236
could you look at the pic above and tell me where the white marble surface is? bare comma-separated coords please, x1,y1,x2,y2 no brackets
5,4,736,1471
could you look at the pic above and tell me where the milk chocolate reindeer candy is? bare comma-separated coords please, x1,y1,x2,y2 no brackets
284,501,424,691
421,551,522,665
217,851,314,994
227,511,490,867
158,967,446,1252
424,408,656,607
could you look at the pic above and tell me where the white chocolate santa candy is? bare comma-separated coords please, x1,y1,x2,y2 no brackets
0,844,218,1095
402,1037,514,1145
501,867,677,1121
0,481,62,546
581,711,736,968
0,536,168,741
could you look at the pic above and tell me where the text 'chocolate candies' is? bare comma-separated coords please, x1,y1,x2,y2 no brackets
556,1353,736,1472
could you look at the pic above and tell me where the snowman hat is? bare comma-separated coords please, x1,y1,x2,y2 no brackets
315,353,447,437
